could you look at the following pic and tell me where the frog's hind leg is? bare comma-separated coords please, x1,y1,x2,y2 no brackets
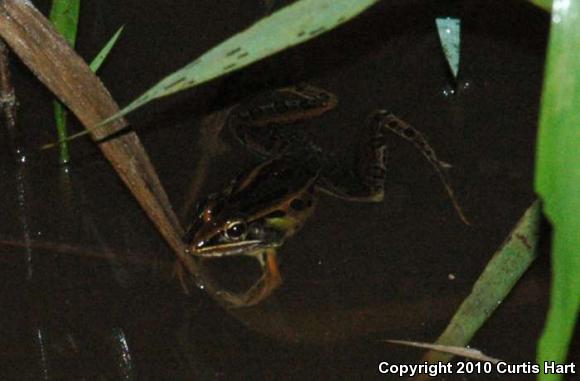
316,117,388,203
371,110,470,225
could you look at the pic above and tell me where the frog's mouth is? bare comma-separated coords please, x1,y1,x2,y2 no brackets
190,240,279,258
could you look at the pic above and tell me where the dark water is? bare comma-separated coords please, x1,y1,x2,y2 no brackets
1,0,575,379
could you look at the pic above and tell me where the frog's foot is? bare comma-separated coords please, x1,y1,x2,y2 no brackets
371,110,470,225
216,249,282,308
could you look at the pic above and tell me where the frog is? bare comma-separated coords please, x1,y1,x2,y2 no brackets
183,84,468,307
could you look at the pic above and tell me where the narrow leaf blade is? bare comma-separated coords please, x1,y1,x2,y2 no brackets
535,0,580,378
102,0,379,124
90,26,125,73
49,0,80,164
528,0,552,12
422,201,541,364
435,17,461,79
48,0,80,47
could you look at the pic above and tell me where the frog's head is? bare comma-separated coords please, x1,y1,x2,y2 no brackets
185,158,317,258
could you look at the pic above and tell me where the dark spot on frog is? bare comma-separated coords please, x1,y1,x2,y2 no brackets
402,127,416,138
387,120,399,129
290,198,307,211
237,52,249,59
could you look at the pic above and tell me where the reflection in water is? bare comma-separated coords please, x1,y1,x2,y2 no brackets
0,162,171,379
180,109,231,221
35,328,49,381
15,153,33,280
0,238,173,276
107,328,136,381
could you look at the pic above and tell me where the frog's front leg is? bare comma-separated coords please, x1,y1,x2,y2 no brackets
216,248,282,308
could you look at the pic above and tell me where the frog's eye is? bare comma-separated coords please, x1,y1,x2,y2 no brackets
224,220,248,241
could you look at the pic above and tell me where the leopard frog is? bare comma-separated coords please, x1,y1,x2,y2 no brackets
184,85,468,307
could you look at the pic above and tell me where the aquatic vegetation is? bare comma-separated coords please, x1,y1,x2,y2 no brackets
48,0,80,164
533,1,580,379
420,1,579,377
530,0,552,12
435,17,460,79
421,202,541,364
49,0,123,164
49,0,380,143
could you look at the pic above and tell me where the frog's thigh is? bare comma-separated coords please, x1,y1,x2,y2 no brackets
316,114,388,203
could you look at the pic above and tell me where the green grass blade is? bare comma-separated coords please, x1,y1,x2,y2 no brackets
534,0,580,379
528,0,552,12
435,18,460,79
49,0,80,164
422,201,541,364
49,0,80,46
102,0,379,125
89,26,125,73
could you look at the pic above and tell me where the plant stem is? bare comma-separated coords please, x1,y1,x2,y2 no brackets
49,0,80,165
54,101,70,164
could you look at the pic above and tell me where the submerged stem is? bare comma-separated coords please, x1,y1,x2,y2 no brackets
0,39,20,151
